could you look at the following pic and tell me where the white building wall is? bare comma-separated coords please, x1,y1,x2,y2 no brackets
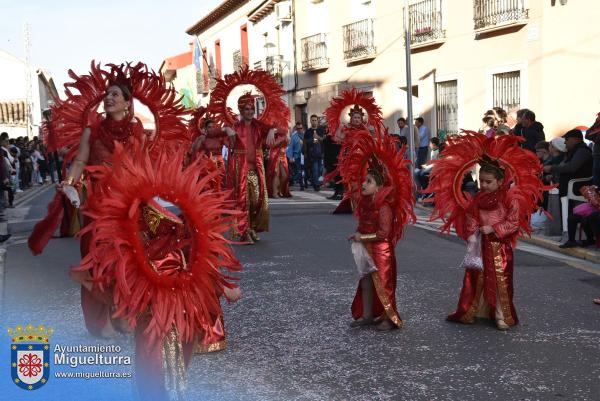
0,50,54,138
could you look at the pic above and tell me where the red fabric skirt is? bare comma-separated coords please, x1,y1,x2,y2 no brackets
266,150,291,198
447,234,518,325
351,241,403,327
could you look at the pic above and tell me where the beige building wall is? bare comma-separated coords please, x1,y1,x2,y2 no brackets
191,1,256,107
293,0,600,138
187,0,600,138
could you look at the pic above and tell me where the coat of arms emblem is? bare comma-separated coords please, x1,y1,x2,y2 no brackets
8,324,53,390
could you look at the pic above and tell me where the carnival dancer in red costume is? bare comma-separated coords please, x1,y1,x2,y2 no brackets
324,88,385,214
342,131,415,331
266,131,292,198
207,66,290,243
41,110,79,237
426,132,546,330
77,140,241,400
28,62,191,338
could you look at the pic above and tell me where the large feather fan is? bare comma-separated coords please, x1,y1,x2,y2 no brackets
324,88,384,138
207,65,290,132
426,131,547,241
75,139,241,346
338,130,416,243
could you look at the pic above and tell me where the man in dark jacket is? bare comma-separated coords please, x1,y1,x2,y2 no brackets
304,114,325,191
544,129,593,197
516,110,545,152
322,125,343,200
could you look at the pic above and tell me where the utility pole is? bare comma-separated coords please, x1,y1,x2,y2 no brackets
403,0,415,173
24,22,33,139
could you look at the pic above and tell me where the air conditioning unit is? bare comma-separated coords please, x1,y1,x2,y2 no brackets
275,1,292,22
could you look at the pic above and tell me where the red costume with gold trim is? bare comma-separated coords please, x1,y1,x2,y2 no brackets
208,67,290,240
266,133,292,198
343,131,415,327
78,140,240,399
426,132,546,327
187,106,226,191
28,62,225,398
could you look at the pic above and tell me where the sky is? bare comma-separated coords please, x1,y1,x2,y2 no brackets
0,0,223,91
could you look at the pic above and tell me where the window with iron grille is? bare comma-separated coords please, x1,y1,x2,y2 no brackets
436,80,458,136
492,71,520,113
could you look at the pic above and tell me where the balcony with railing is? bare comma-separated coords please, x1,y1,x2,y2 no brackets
342,18,376,63
301,33,329,71
473,0,528,32
209,69,220,90
266,55,284,85
409,0,445,48
233,50,249,71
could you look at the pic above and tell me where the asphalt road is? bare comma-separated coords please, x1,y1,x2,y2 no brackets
1,187,599,401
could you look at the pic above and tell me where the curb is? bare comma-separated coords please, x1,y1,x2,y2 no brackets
13,183,53,207
413,203,600,264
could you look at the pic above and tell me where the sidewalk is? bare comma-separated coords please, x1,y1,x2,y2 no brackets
12,182,54,207
291,184,600,264
413,202,600,264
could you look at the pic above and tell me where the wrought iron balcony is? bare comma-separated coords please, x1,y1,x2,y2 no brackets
342,18,376,62
301,33,329,71
266,55,284,85
473,0,528,31
409,0,445,46
209,69,220,90
233,50,249,71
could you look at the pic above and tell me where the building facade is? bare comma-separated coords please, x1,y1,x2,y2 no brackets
185,0,600,137
0,49,58,139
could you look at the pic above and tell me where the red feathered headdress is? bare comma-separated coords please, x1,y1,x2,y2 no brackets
207,65,290,132
237,92,256,110
74,139,241,346
324,88,384,138
339,129,416,243
187,105,220,141
426,131,548,242
49,61,191,162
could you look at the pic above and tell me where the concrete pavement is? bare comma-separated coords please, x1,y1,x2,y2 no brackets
1,187,598,401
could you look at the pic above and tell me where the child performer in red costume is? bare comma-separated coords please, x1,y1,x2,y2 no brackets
324,88,386,214
426,132,546,330
342,131,415,331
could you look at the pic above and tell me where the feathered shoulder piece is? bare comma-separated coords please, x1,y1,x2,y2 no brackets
339,129,415,243
324,88,384,138
75,139,241,346
50,61,190,163
207,66,290,132
426,131,547,240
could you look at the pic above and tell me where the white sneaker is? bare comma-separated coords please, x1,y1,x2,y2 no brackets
15,189,23,193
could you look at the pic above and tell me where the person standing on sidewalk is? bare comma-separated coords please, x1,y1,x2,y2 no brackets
414,117,430,169
304,115,324,191
0,142,10,242
286,122,304,190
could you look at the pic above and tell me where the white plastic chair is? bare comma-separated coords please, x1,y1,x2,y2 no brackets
560,176,593,233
